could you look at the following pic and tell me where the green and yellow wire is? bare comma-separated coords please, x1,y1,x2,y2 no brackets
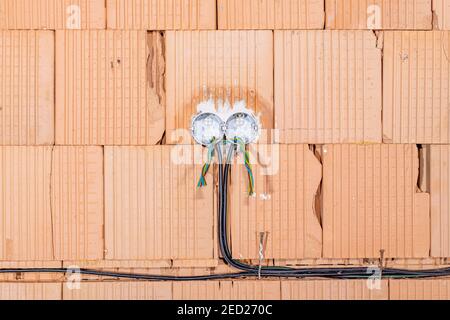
197,141,215,187
234,137,255,196
197,137,255,196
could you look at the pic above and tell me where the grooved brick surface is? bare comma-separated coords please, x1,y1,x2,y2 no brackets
0,147,53,261
173,281,281,300
0,0,447,301
429,145,450,257
107,0,216,30
104,146,215,263
325,0,432,30
389,279,450,300
166,31,273,144
55,30,165,145
275,30,382,144
0,31,54,145
0,283,61,300
52,146,104,260
434,0,450,30
322,144,430,258
281,280,389,300
383,31,450,144
0,0,105,30
230,144,322,260
218,0,324,30
63,282,172,300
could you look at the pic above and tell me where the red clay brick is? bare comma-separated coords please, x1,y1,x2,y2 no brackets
55,30,165,145
0,0,105,30
218,0,324,30
434,0,450,30
230,144,322,260
390,279,450,300
282,280,388,300
51,146,104,260
0,31,54,145
275,30,382,144
383,31,450,143
429,145,450,257
104,146,215,265
0,283,61,300
166,31,273,144
63,282,172,300
0,147,53,261
107,0,216,30
326,0,432,30
173,281,281,300
322,144,430,259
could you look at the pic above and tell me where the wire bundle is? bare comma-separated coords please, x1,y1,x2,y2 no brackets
197,143,215,187
2,144,450,281
198,139,255,196
234,138,255,196
216,143,450,279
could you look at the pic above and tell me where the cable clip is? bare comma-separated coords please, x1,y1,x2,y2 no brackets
258,232,268,279
378,249,385,277
197,140,216,188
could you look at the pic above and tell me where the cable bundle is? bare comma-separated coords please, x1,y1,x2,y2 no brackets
234,138,255,196
197,139,255,196
197,143,215,187
2,143,450,281
215,144,450,279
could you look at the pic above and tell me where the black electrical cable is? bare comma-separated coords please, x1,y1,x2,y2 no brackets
216,143,450,279
1,143,450,280
217,144,372,277
217,143,364,276
0,268,257,281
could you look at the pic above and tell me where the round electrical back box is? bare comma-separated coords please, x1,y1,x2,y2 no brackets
225,112,260,144
191,113,225,146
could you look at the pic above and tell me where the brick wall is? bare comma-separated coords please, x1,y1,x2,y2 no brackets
0,0,449,300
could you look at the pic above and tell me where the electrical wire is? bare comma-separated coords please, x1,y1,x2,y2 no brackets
233,138,255,195
216,142,450,279
1,142,450,281
0,268,256,281
197,142,215,187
